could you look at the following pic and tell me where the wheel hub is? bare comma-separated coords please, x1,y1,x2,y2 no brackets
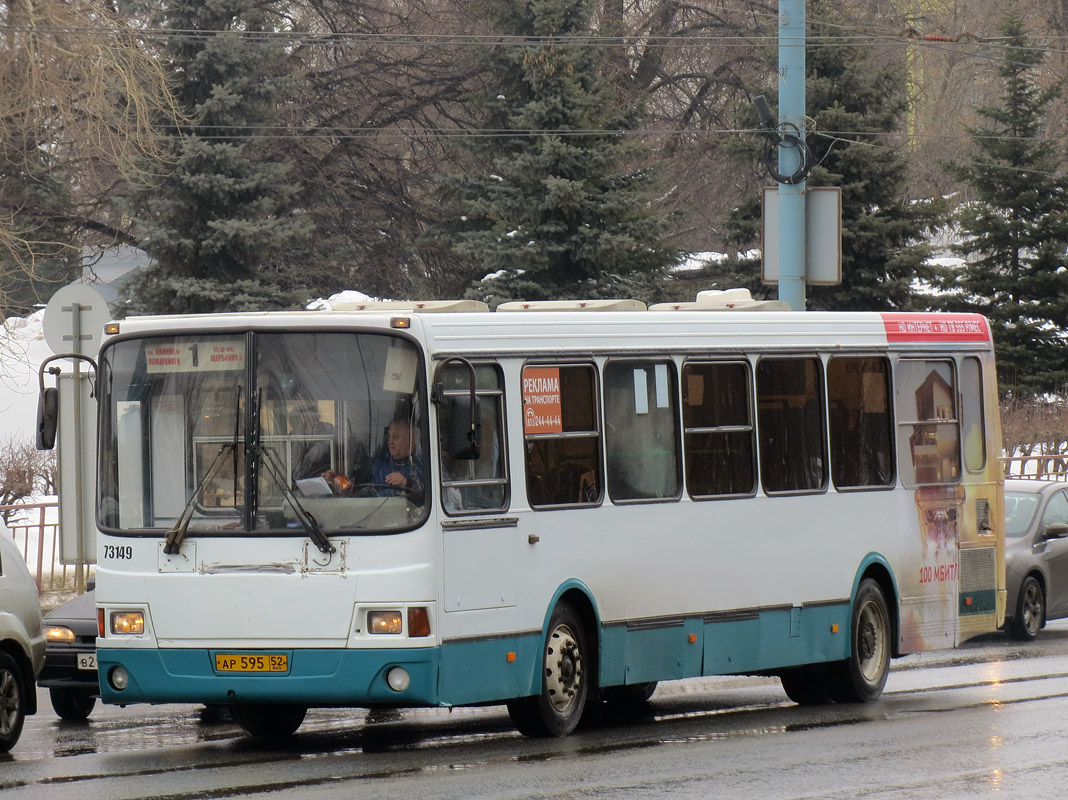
546,625,582,712
858,620,877,661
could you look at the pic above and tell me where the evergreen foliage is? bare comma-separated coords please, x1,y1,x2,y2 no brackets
0,139,80,316
436,0,677,305
937,11,1068,397
123,0,309,314
720,4,945,311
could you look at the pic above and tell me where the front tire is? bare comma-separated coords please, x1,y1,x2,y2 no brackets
1010,575,1044,641
827,578,891,703
0,652,27,753
49,687,97,721
507,602,590,737
230,702,307,738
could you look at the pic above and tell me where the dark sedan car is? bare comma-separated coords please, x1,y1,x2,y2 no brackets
39,587,99,720
1004,478,1068,640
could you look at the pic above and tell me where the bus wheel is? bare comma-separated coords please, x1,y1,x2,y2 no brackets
778,666,831,706
828,578,891,703
507,602,590,737
231,702,307,738
49,687,97,721
602,681,657,706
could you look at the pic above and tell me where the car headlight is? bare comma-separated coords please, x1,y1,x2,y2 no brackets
44,625,76,644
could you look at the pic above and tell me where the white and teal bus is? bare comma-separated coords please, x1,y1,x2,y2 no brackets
67,293,1004,737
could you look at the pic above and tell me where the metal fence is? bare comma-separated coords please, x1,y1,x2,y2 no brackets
1001,455,1068,481
1,501,91,591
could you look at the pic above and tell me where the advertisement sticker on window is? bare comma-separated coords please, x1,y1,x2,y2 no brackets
523,367,563,434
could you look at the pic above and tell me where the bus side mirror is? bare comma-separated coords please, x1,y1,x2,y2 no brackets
37,387,59,450
444,395,482,460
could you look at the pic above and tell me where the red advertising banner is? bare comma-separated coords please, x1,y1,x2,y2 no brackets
522,367,563,434
880,313,990,343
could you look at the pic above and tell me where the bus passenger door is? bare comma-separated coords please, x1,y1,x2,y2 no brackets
442,517,519,610
437,361,517,610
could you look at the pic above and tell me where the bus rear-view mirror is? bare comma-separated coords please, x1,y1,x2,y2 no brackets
36,386,59,450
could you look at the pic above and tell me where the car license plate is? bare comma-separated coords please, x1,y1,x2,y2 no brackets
77,653,97,671
214,654,288,673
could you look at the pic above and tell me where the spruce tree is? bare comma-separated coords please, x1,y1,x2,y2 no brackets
438,0,677,305
939,11,1068,397
0,144,80,317
721,3,944,311
124,0,309,314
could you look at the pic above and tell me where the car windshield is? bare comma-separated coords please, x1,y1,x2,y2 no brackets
99,331,429,536
1005,491,1040,537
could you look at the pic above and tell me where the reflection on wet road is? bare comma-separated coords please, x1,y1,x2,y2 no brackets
5,622,1068,799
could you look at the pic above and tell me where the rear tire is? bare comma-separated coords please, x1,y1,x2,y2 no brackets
1009,575,1044,641
602,681,657,706
779,665,831,706
507,602,590,737
0,652,27,753
49,687,97,721
230,702,307,738
827,578,891,703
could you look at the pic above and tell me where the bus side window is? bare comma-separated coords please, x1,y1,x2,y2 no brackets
895,359,960,487
682,361,755,498
603,361,681,502
523,364,602,508
756,357,826,494
961,357,987,474
827,357,894,489
437,362,509,514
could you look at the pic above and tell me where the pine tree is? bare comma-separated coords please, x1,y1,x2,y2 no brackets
939,11,1068,397
123,0,309,314
0,144,80,316
437,0,677,305
721,3,944,311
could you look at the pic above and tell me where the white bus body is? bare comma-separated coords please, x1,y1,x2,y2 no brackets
88,303,1004,736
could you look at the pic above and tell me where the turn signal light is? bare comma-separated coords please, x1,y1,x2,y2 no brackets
408,607,431,637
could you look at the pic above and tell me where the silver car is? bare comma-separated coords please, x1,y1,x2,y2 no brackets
1004,478,1068,640
0,535,45,751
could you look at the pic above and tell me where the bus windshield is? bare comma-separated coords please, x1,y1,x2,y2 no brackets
99,331,429,535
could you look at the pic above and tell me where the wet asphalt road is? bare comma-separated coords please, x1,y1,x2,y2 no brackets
6,622,1068,799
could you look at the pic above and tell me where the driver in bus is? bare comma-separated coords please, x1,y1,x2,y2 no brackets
371,418,425,501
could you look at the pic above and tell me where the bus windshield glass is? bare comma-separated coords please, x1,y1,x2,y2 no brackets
99,332,429,535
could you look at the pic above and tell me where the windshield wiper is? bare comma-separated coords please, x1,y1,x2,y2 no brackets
258,445,336,555
164,386,242,556
250,388,335,555
163,442,234,555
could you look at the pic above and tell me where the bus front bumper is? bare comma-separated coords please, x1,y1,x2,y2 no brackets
97,646,441,707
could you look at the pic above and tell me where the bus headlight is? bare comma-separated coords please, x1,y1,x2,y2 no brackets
367,610,403,634
110,611,145,635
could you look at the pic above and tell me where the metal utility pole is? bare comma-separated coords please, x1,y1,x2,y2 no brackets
777,0,807,311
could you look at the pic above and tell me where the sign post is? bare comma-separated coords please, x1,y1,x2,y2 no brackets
42,284,110,591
